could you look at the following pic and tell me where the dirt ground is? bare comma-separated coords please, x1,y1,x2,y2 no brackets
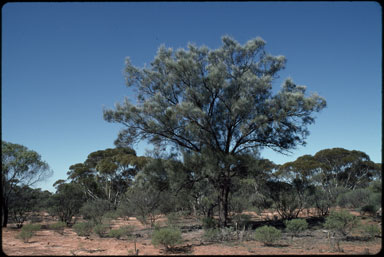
1,209,382,255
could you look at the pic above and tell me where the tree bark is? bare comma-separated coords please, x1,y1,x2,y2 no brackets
218,182,230,227
2,200,9,227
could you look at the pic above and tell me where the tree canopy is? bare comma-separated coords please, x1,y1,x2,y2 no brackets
103,36,326,226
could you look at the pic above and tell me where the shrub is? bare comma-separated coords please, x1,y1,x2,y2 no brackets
73,222,94,237
49,221,66,235
203,228,221,242
232,214,252,230
93,223,110,237
16,229,34,243
360,204,378,216
151,227,182,251
284,219,308,237
362,224,380,240
324,210,360,237
80,199,111,224
254,225,281,246
22,223,41,232
15,223,41,243
108,225,133,239
201,217,217,230
166,212,180,228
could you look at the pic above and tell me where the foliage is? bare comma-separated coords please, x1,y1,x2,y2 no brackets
254,225,281,246
16,229,34,243
104,36,326,227
362,224,380,240
151,227,182,251
360,205,378,216
337,188,370,209
2,141,52,227
324,210,360,237
48,182,86,226
72,222,94,237
49,221,66,235
231,214,252,230
201,217,218,230
93,223,110,237
107,225,133,239
284,218,308,237
80,199,111,224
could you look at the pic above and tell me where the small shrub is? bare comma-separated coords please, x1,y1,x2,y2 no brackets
166,212,180,228
360,205,378,216
201,217,217,230
15,223,41,243
254,225,281,246
16,229,34,243
73,222,94,237
284,219,308,237
232,214,252,230
151,227,182,251
203,228,221,242
362,224,380,240
324,210,360,237
108,225,133,239
49,221,66,235
93,223,110,237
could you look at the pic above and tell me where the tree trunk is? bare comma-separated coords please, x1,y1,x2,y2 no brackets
218,182,230,227
2,200,8,227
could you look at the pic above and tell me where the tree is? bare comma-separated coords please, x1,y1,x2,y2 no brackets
2,141,52,227
104,36,326,226
48,181,86,226
66,147,147,208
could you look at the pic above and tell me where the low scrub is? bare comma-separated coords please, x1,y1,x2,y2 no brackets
151,227,182,251
49,221,66,235
73,222,94,237
362,224,381,240
108,225,133,239
254,225,281,246
15,223,41,243
324,210,360,237
284,219,308,237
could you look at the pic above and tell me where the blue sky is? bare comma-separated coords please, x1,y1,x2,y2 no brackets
2,2,381,193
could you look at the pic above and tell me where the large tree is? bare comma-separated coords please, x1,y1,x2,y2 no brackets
1,141,52,227
104,36,326,226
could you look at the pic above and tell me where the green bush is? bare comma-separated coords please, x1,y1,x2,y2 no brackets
284,219,308,237
254,225,281,246
203,228,221,242
93,223,110,237
201,217,217,230
80,199,111,224
73,222,94,236
108,225,133,239
232,214,252,230
15,223,41,243
16,229,34,243
362,224,380,240
324,210,360,236
151,227,182,251
360,205,378,216
49,221,66,235
166,212,180,228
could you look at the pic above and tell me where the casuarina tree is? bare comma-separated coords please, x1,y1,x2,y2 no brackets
103,36,326,226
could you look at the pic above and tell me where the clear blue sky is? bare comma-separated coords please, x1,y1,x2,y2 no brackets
2,2,381,193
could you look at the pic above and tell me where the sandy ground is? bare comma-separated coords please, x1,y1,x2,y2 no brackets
1,210,382,255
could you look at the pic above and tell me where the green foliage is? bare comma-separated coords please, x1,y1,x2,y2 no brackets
360,205,378,216
166,212,180,228
254,225,281,246
203,228,221,242
73,222,94,237
93,223,110,237
16,229,34,243
201,217,218,230
232,214,252,230
324,210,360,236
49,221,66,235
337,189,370,209
362,224,380,240
151,227,182,251
2,141,52,227
284,219,308,237
15,223,41,243
107,225,133,239
80,199,111,224
48,182,86,226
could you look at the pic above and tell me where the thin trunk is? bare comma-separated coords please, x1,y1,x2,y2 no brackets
2,200,8,227
218,183,230,227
